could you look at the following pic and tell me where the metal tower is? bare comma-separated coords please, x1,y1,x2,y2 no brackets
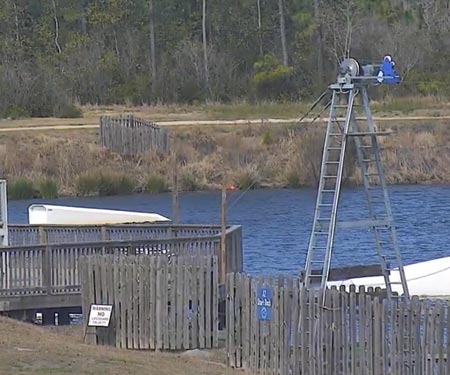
303,57,410,300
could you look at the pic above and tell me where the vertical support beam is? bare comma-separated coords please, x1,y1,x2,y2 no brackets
172,154,179,225
42,245,52,293
0,180,8,246
220,185,227,284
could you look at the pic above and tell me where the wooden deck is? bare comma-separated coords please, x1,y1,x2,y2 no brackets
0,224,243,314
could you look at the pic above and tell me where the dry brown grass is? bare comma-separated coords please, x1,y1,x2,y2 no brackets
0,317,237,375
1,119,450,198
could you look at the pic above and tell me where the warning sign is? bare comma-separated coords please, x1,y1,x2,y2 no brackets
87,304,113,327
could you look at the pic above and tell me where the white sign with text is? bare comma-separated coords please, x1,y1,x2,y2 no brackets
88,304,113,327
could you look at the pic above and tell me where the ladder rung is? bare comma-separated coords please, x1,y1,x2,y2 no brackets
311,247,327,250
362,159,377,163
328,147,342,150
359,145,373,148
347,131,393,137
323,175,338,178
325,161,340,164
333,104,349,108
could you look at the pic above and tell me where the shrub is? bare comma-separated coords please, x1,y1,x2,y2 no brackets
284,170,301,188
145,174,169,194
180,171,201,192
98,173,134,196
75,173,99,196
2,106,30,120
261,130,274,146
75,172,135,196
37,178,58,199
54,102,83,118
8,178,35,200
252,55,295,100
233,166,260,190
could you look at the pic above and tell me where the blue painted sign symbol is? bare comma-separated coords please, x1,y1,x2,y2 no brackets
257,287,273,321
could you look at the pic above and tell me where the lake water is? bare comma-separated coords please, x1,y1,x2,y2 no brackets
7,185,450,276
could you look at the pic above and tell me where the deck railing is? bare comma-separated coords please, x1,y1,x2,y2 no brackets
0,225,242,303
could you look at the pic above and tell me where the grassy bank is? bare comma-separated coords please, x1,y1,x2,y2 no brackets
0,317,233,375
2,115,450,200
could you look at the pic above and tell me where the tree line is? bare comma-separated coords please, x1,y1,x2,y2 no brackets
0,0,447,118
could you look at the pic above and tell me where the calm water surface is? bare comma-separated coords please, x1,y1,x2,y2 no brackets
8,185,450,275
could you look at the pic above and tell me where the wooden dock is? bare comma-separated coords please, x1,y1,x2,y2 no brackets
0,224,243,320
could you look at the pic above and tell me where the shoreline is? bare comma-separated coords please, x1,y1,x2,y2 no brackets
2,109,450,200
7,180,449,202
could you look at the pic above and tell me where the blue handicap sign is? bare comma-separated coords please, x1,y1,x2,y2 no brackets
257,287,273,321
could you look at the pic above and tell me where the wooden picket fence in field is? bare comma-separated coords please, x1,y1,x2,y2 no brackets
99,115,170,156
80,255,219,351
227,273,450,375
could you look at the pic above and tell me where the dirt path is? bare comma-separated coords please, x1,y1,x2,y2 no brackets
0,115,449,133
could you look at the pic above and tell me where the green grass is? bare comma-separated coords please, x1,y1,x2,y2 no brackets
37,178,58,199
75,172,135,197
145,174,169,194
202,101,309,120
8,178,35,200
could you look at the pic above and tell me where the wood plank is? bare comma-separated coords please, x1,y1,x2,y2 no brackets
300,287,308,375
162,256,169,350
357,288,365,374
283,277,292,375
242,274,251,370
324,289,332,375
138,258,145,349
341,287,349,375
429,302,437,375
292,280,299,375
156,256,163,350
235,273,242,368
437,302,445,375
212,256,218,348
149,255,156,350
176,256,183,349
113,256,121,348
183,256,189,349
373,297,381,375
169,256,177,350
126,258,133,349
120,258,127,349
191,256,198,348
446,304,450,375
227,273,236,368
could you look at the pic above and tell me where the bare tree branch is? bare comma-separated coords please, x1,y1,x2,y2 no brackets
51,0,62,54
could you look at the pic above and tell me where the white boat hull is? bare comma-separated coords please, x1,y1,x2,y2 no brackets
28,204,170,225
327,256,450,297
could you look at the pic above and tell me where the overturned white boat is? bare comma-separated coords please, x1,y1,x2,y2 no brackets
327,256,450,297
28,204,170,225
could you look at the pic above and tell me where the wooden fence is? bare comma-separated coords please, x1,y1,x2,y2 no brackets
100,115,169,156
80,255,219,350
227,273,450,375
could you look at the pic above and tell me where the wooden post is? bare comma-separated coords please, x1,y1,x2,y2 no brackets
220,185,227,284
172,154,179,225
